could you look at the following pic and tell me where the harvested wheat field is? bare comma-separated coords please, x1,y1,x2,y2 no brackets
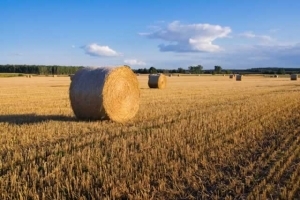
0,75,299,199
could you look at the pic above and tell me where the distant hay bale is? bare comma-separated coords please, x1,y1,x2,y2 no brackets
236,74,242,81
69,66,140,122
274,75,278,78
229,74,234,79
148,74,167,89
177,74,180,77
53,75,57,77
29,75,32,78
136,73,140,76
169,74,172,77
291,74,298,81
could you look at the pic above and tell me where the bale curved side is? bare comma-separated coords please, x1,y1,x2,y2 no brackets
148,74,167,89
69,66,140,122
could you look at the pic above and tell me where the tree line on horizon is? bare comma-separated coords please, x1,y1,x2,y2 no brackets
0,65,83,75
0,64,299,75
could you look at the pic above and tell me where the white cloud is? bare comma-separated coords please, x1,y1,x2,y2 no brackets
140,21,231,53
71,45,76,48
82,43,120,57
239,31,273,42
124,59,146,66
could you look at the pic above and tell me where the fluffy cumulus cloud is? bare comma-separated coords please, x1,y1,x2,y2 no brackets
140,21,231,53
82,43,120,57
124,59,146,66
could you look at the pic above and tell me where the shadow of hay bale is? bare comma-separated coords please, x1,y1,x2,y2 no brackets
0,114,77,125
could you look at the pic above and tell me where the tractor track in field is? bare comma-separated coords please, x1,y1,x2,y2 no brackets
246,127,300,199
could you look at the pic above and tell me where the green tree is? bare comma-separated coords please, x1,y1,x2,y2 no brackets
188,65,203,74
277,68,286,75
214,66,222,74
149,66,157,74
177,68,185,73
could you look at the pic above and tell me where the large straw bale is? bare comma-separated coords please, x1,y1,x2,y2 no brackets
148,74,167,89
69,74,74,81
291,74,298,81
69,66,140,122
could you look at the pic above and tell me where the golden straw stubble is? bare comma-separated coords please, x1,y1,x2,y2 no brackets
69,66,140,122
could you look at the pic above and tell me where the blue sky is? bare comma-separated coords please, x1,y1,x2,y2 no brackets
1,0,300,69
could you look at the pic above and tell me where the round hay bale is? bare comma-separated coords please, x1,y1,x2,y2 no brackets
229,74,234,79
69,66,140,122
236,74,242,81
291,74,298,81
148,74,167,89
53,75,57,77
177,74,180,77
29,75,32,78
169,74,172,77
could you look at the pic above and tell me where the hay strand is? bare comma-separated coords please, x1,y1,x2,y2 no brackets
148,74,167,89
69,66,140,122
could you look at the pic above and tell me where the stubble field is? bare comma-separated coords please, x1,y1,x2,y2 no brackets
0,75,299,199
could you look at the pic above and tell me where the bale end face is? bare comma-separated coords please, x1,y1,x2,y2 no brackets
69,66,140,122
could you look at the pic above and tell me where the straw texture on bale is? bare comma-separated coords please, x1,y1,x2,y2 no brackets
69,66,140,122
291,74,298,81
148,74,167,89
236,75,242,81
